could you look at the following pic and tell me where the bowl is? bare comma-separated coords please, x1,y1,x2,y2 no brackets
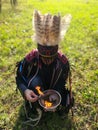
38,89,61,111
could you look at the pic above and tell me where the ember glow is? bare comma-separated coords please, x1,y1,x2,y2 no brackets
44,100,52,108
36,86,53,108
36,86,44,95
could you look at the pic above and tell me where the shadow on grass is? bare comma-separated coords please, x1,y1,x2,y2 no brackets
13,104,77,130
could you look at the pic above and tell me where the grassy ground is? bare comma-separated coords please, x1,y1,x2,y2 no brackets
0,0,98,130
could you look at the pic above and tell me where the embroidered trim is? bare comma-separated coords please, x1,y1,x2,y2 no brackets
26,49,38,62
37,44,58,57
58,52,68,64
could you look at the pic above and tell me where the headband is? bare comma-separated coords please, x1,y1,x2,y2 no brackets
37,44,58,58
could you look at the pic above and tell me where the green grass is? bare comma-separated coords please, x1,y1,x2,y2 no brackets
0,0,98,129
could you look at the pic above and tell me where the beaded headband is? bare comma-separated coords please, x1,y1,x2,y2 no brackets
38,44,58,58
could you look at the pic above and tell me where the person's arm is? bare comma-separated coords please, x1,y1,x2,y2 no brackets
63,60,70,83
16,59,28,95
57,52,70,84
16,59,38,102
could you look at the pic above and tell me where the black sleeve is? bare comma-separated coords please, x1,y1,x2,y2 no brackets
16,58,29,97
60,61,70,88
54,61,70,93
63,61,70,82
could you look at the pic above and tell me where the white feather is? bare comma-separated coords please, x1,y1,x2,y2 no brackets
61,14,72,39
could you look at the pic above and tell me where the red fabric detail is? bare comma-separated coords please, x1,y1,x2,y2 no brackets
58,52,68,64
26,49,38,62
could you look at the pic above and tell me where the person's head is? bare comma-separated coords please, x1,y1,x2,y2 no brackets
32,10,72,65
33,10,60,65
38,44,58,65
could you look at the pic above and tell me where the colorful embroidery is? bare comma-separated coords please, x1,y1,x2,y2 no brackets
58,52,68,64
26,49,38,62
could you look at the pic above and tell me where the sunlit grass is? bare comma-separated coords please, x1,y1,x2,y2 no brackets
0,0,98,129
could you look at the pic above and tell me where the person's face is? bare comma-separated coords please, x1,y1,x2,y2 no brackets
40,56,56,65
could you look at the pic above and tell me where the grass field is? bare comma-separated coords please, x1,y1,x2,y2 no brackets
0,0,98,130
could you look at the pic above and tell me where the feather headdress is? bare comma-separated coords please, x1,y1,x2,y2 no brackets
33,10,72,46
32,10,72,57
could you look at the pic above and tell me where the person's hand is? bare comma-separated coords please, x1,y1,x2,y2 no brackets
24,89,38,102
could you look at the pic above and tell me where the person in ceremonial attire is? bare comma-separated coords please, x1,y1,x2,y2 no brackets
16,10,74,117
